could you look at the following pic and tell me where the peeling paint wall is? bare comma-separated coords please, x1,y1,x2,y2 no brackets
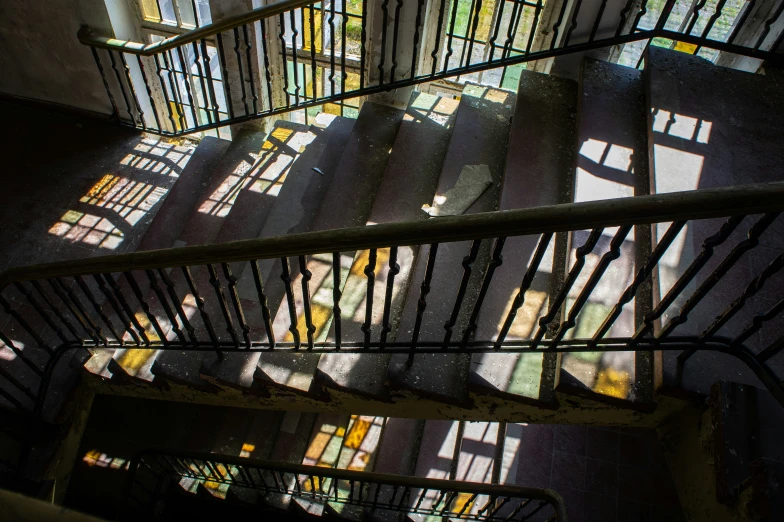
0,1,115,114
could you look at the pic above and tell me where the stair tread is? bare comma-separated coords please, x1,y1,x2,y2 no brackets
469,70,578,405
315,92,460,398
135,136,231,252
199,115,358,391
387,84,515,404
646,47,784,397
256,103,404,396
557,58,651,404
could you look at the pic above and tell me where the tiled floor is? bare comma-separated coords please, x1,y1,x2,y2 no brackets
507,424,683,522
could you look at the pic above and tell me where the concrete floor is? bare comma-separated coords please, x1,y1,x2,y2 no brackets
0,98,196,272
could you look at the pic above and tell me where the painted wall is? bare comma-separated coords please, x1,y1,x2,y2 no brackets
0,0,115,114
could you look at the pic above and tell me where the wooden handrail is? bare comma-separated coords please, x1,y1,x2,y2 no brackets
1,182,782,288
76,0,318,56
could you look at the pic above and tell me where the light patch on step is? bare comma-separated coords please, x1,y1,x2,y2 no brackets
82,450,128,470
49,211,124,250
0,338,22,361
579,138,607,164
652,144,703,194
652,109,712,143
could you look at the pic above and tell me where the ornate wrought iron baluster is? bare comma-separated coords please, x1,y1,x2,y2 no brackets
92,274,144,346
144,269,187,345
409,0,426,79
120,53,148,129
632,215,744,341
442,240,482,349
589,0,610,42
200,38,221,123
430,0,448,76
340,0,348,96
297,256,316,350
463,0,482,68
526,0,544,56
379,246,399,349
251,260,276,349
531,228,604,349
13,282,70,345
552,225,631,346
495,233,553,348
157,268,198,345
290,10,301,105
591,220,686,346
48,278,104,345
242,25,259,114
443,0,462,72
74,275,123,344
255,21,273,114
408,244,439,365
550,0,572,49
215,34,235,120
360,249,378,348
121,272,169,345
461,237,505,348
564,0,585,46
684,0,711,36
280,257,301,349
108,50,136,125
331,252,343,350
698,252,784,343
30,280,80,340
279,14,291,107
360,0,369,88
389,0,404,82
91,47,120,120
486,0,506,61
233,27,250,115
191,41,213,125
182,266,220,350
615,0,636,37
221,263,251,347
660,214,779,342
207,264,239,347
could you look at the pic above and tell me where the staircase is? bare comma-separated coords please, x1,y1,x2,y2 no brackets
1,42,784,522
47,46,783,419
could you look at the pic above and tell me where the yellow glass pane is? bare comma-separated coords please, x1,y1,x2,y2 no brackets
673,41,698,54
302,7,323,53
140,0,162,22
324,103,342,114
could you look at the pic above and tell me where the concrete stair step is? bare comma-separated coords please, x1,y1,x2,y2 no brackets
149,122,314,388
555,58,653,406
468,69,578,408
387,84,515,405
644,46,784,399
255,102,404,397
314,92,460,400
197,115,359,393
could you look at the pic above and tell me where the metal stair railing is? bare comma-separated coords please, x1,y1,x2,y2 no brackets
122,448,569,521
3,183,784,483
77,0,784,136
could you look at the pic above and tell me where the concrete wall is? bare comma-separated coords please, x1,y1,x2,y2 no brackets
0,1,116,114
